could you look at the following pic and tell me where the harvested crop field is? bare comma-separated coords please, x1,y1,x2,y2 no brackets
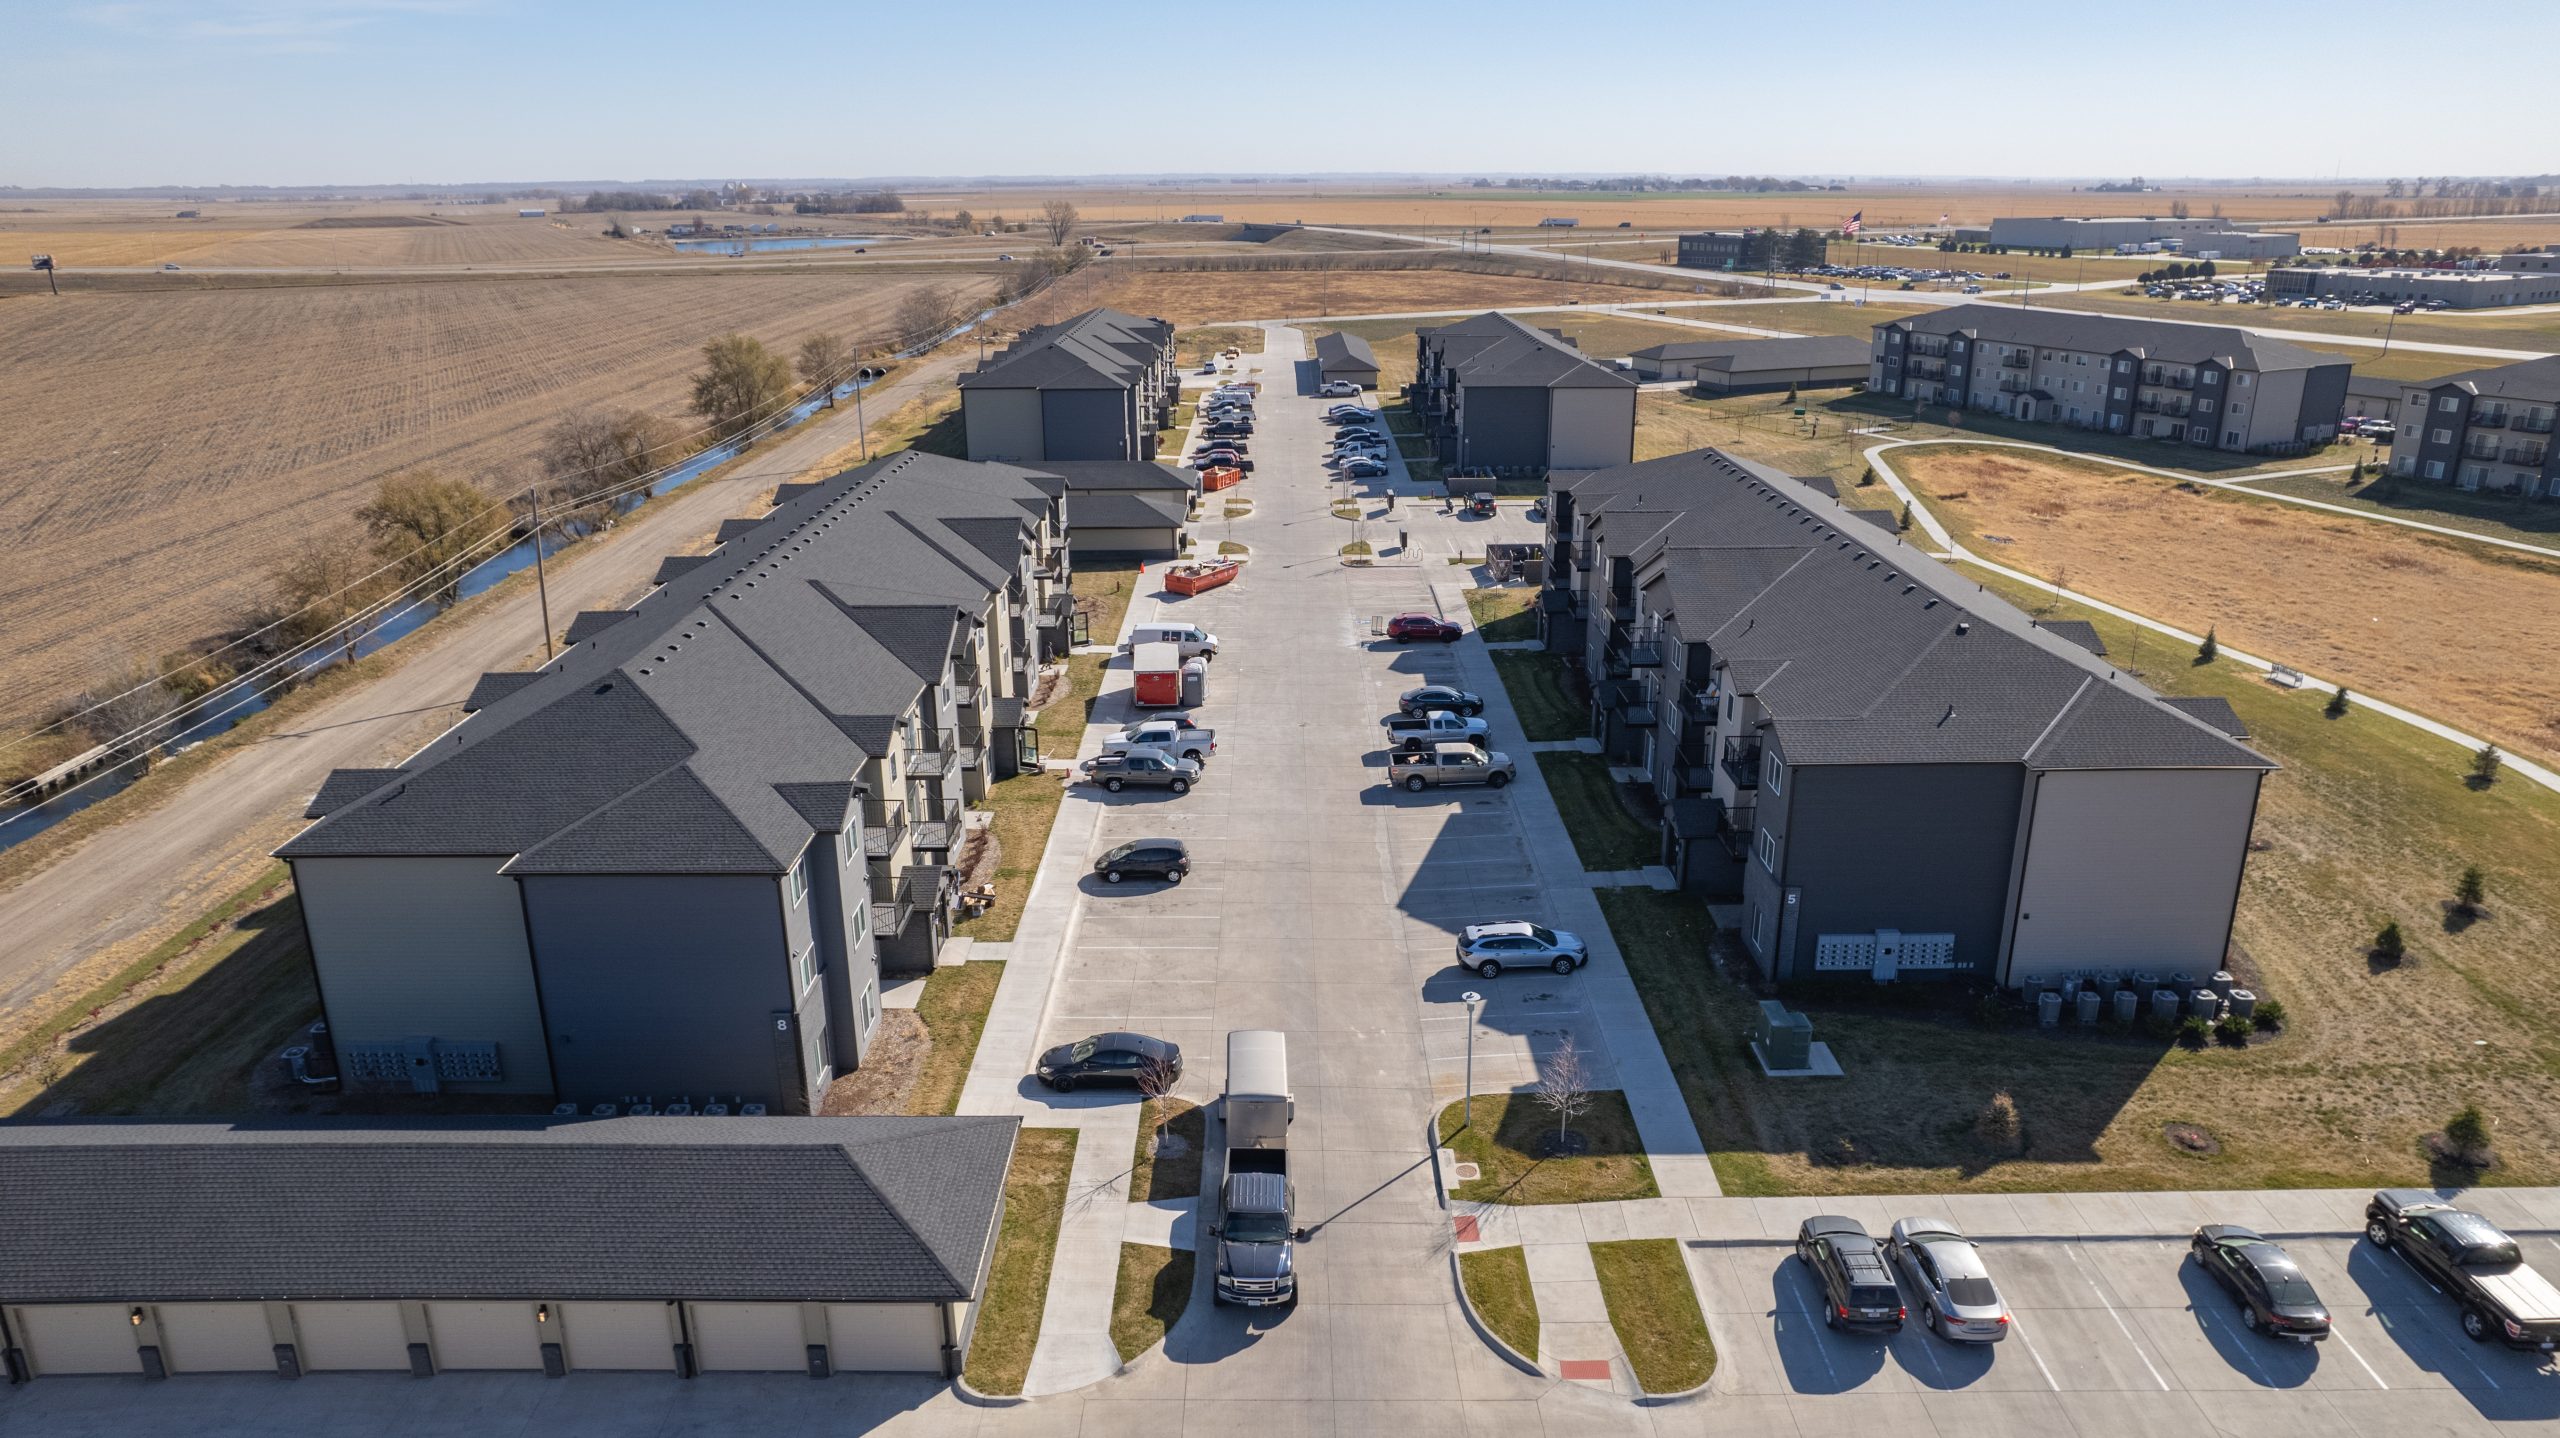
1008,259,1725,328
0,201,638,270
0,269,996,731
1894,445,2560,765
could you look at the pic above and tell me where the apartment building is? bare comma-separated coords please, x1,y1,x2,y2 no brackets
1871,305,2351,454
959,307,1178,462
2387,356,2560,498
1537,449,2273,990
279,453,1078,1114
1409,311,1637,474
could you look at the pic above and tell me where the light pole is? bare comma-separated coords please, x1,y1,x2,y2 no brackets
2380,308,2399,357
1461,991,1483,1128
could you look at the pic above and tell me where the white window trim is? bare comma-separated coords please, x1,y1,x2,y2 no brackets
788,856,810,907
793,942,819,992
1757,828,1778,873
1763,753,1784,795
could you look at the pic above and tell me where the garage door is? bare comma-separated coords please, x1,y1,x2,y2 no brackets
425,1302,540,1370
689,1303,806,1372
13,1305,142,1376
826,1303,943,1372
559,1302,673,1372
157,1303,276,1373
291,1302,410,1371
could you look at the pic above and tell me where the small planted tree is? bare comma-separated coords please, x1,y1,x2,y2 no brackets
2325,686,2351,718
2196,627,2219,663
1856,465,1876,487
1974,1091,2024,1154
1896,502,1914,532
2454,865,2486,917
2374,919,2407,966
1534,1036,1595,1157
2445,1104,2491,1161
2251,998,2287,1032
1135,1052,1184,1156
2470,742,2503,788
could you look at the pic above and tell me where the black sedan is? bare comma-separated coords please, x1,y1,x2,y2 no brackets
1399,684,1483,717
1094,837,1190,884
1036,1031,1181,1093
2191,1226,2331,1341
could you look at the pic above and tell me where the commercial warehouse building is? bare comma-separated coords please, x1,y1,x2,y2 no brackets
1870,304,2351,454
959,307,1178,462
1673,231,1750,271
1627,335,1870,391
281,453,1081,1115
2265,262,2560,310
1409,311,1637,475
1966,216,2300,260
1536,449,2272,989
2386,355,2559,498
0,1116,1016,1383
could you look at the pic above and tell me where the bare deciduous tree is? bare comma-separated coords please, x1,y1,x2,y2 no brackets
688,333,795,441
538,409,685,517
1535,1036,1595,1154
795,332,854,393
262,523,392,660
1041,199,1079,247
892,285,960,351
70,651,179,766
1135,1053,1184,1154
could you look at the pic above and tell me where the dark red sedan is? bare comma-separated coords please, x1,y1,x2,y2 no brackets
1387,612,1462,643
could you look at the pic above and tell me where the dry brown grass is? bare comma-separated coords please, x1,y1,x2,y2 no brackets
0,269,993,731
1894,446,2560,766
0,200,641,269
1006,261,1710,329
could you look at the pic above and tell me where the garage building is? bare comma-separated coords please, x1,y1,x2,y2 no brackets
0,1115,1017,1385
1626,335,1872,391
1313,331,1381,390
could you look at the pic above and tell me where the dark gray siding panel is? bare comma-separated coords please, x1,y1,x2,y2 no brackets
519,874,801,1110
1461,385,1551,470
2295,364,2351,439
1043,389,1133,461
1777,764,2023,981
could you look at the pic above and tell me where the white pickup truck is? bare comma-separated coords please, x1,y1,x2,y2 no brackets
1389,744,1515,790
1104,718,1215,764
1379,709,1490,753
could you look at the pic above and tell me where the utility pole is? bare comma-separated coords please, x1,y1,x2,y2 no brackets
31,254,58,295
526,488,556,660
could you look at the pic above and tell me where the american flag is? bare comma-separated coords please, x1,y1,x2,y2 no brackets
1841,212,1862,235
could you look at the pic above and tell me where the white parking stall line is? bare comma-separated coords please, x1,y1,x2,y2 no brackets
2006,1317,2063,1392
1781,1297,1841,1389
2327,1325,2389,1389
1071,945,1223,951
2196,1303,2274,1386
2065,1245,2170,1390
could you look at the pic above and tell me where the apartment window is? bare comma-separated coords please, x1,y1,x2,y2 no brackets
1757,828,1778,873
1763,753,1785,794
2231,402,2246,416
2189,426,2211,443
851,894,868,943
2198,398,2216,414
2235,372,2252,388
2115,359,2131,373
1951,340,1966,353
2439,396,2461,413
2406,391,2427,409
841,830,857,867
2112,387,2127,401
788,855,810,907
2424,460,2447,479
2431,428,2453,445
793,942,820,992
2201,370,2220,385
2226,431,2242,446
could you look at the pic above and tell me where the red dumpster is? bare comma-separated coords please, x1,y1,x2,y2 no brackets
1131,641,1185,707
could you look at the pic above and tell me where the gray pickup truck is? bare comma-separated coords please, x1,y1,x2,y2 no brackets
1379,709,1490,752
1389,744,1515,791
1079,746,1201,794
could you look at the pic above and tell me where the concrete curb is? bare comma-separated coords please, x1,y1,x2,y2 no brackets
950,1373,1030,1407
1447,1246,1545,1379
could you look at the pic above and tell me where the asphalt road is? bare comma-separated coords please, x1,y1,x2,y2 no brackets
0,350,967,1016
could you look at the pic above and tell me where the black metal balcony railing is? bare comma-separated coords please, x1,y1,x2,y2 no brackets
1573,542,1596,572
2516,413,2555,435
1607,599,1635,625
1681,687,1718,724
1997,378,2029,395
1722,737,1763,789
952,682,986,713
905,727,958,777
862,799,908,859
1715,803,1756,861
869,868,918,932
2464,441,2503,461
1626,637,1663,668
2504,447,2548,467
909,805,961,853
2000,353,2029,369
2470,410,2509,429
1677,762,1719,795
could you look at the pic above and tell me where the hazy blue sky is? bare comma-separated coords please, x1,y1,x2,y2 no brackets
7,0,2548,187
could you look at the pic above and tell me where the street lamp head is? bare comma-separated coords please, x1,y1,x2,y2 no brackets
1461,990,1482,1006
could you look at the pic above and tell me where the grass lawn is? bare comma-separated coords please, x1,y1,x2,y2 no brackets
1488,650,1583,741
2243,466,2560,551
1176,324,1261,366
908,960,1005,1117
1217,540,1249,556
1534,752,1655,871
1437,1092,1659,1205
1342,540,1373,557
1591,1239,1715,1395
1041,558,1143,759
1459,1247,1540,1361
1130,1098,1205,1202
1110,1243,1195,1364
963,1128,1077,1396
866,388,967,458
0,862,319,1116
953,772,1067,944
1463,587,1538,643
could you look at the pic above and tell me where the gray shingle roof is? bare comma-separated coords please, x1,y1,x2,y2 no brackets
2421,354,2560,403
1422,311,1635,391
1032,460,1198,493
1888,303,2344,374
0,1116,1018,1304
2038,619,2107,658
461,670,543,712
1631,335,1870,372
960,307,1170,392
1315,330,1380,373
1070,492,1187,530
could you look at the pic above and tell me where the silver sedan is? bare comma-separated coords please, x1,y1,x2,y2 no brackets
1885,1217,2009,1342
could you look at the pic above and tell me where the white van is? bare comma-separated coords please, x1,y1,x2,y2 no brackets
1127,622,1219,659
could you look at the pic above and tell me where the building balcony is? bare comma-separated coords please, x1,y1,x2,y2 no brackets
1721,736,1763,789
2504,447,2549,467
1677,762,1720,795
1714,802,1756,861
1997,378,2029,395
909,804,962,853
1680,687,1718,724
1573,542,1596,572
869,867,921,933
2144,371,2195,390
953,682,987,713
2516,413,2555,435
1607,598,1635,625
2000,353,2029,369
2463,442,2504,462
1626,637,1663,668
1538,586,1574,615
861,798,908,859
2470,409,2509,429
905,728,958,778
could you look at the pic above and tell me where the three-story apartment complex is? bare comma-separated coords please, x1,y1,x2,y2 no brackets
1537,450,2274,991
280,453,1079,1114
959,307,1178,462
1870,305,2351,454
2386,355,2560,498
1409,311,1637,474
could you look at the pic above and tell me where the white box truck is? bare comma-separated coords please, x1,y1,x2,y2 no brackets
1212,1029,1298,1306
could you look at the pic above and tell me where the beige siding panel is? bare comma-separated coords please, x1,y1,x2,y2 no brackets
825,1303,944,1372
14,1305,142,1375
157,1303,277,1372
559,1301,675,1371
690,1303,808,1371
2249,368,2311,447
292,1301,412,1371
2008,767,2259,987
424,1301,541,1370
1548,387,1637,470
293,854,552,1092
964,387,1045,463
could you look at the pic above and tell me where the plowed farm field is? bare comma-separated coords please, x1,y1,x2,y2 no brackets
0,269,995,732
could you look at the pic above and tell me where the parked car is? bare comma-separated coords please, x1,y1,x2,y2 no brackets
1203,422,1254,438
1398,684,1483,717
1035,1031,1181,1093
1106,717,1216,763
1379,709,1489,751
1386,612,1462,642
1455,920,1580,976
1080,747,1200,794
1341,459,1391,479
1128,622,1218,659
1796,1217,1906,1334
2190,1225,2331,1342
1320,380,1362,397
1190,450,1253,472
2366,1189,2560,1349
1885,1218,2009,1342
1093,837,1191,884
1332,425,1384,441
1327,407,1379,423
